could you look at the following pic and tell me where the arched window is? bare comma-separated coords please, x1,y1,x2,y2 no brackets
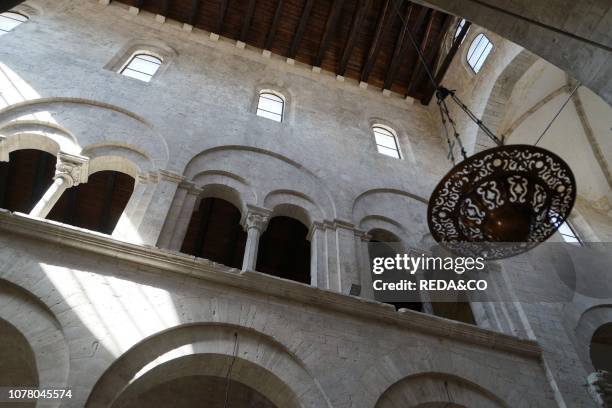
0,11,28,35
180,197,247,268
373,125,401,159
256,91,284,122
454,18,468,42
0,149,56,213
467,33,493,73
120,53,162,82
47,171,135,234
256,216,310,283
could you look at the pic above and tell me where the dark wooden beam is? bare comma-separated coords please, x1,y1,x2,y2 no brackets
189,0,200,26
1,0,26,12
405,10,436,97
264,0,284,50
161,0,171,16
383,4,428,89
337,0,373,76
314,0,346,67
136,0,145,8
239,0,257,42
421,20,472,104
288,0,315,58
216,0,229,34
360,0,395,83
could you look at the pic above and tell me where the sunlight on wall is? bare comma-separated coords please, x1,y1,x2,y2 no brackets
41,262,181,358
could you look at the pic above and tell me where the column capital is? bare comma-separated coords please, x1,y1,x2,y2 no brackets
55,152,89,187
243,205,272,232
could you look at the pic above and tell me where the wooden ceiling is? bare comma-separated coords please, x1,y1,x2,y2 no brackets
114,0,458,102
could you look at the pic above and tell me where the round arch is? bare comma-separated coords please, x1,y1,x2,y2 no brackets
375,373,505,408
85,323,331,408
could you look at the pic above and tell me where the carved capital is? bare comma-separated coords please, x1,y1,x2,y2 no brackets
241,205,272,232
55,152,89,187
245,211,270,232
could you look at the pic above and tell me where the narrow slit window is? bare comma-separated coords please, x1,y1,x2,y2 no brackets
120,53,162,82
256,92,284,122
467,33,493,74
0,11,28,35
373,126,401,159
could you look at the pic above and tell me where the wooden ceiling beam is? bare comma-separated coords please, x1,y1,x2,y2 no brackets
189,0,200,26
161,0,171,16
360,0,396,83
239,0,257,42
216,0,230,34
421,19,472,104
314,0,346,68
265,0,285,50
383,3,418,90
405,10,436,97
288,0,315,59
337,0,372,76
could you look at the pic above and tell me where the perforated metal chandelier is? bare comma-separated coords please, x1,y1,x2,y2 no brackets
427,144,576,259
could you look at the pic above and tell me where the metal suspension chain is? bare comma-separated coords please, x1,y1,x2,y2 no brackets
389,0,505,158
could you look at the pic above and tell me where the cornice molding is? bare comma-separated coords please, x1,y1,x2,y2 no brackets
0,210,542,359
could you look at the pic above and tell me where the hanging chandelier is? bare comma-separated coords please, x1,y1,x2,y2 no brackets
427,144,576,259
388,2,578,259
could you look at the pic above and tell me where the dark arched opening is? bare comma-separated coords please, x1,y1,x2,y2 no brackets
368,229,422,312
256,216,310,284
591,323,612,373
0,318,38,408
120,375,277,408
180,197,247,268
47,170,134,234
0,149,55,213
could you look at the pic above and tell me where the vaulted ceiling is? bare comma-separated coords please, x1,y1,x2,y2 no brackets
114,0,458,102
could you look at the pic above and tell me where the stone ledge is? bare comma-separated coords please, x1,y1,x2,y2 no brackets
0,210,542,358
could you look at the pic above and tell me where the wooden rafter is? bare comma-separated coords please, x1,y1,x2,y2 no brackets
216,0,230,34
314,0,346,67
383,3,416,90
288,0,315,58
239,0,257,42
161,0,171,16
384,6,430,90
360,0,395,83
265,0,285,50
421,20,472,103
337,0,373,76
189,0,200,26
405,10,436,96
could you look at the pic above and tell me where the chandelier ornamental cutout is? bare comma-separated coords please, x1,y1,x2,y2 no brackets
390,2,577,259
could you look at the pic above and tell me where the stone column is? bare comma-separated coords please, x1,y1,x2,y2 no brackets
111,175,150,242
307,222,328,289
30,152,89,219
334,220,362,294
157,181,193,249
168,185,200,251
241,206,271,272
137,170,184,246
356,232,375,300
